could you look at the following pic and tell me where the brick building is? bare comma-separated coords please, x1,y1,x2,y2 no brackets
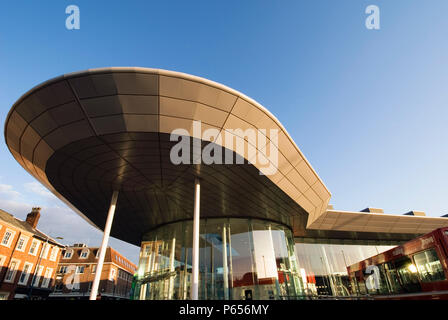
49,244,137,300
0,207,65,300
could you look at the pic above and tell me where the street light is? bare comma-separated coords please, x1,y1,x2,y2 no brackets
27,236,64,300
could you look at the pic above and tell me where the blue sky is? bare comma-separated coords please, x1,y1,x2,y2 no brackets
0,1,447,263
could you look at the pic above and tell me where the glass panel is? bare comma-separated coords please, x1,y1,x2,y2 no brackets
354,270,367,295
414,249,446,282
200,218,228,300
383,262,402,294
294,243,395,297
135,218,302,300
251,221,279,300
363,263,391,295
228,218,256,300
394,256,421,293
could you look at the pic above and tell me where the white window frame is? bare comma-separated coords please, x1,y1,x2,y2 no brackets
28,239,40,256
16,235,29,252
80,249,89,259
1,228,16,248
4,259,20,283
59,265,68,274
0,255,6,273
63,249,73,259
75,265,85,274
49,247,59,261
91,265,97,274
18,262,33,285
41,243,50,259
41,268,53,288
109,267,116,281
32,265,44,287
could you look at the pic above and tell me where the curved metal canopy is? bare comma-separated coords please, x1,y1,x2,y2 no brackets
4,67,332,246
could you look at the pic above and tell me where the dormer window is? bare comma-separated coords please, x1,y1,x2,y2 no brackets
63,249,73,259
80,249,89,259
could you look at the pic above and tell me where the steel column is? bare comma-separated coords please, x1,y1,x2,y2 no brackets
89,190,119,300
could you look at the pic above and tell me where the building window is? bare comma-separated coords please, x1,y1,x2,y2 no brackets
4,259,20,283
29,239,40,256
59,265,68,274
41,243,50,259
0,255,6,273
0,292,9,300
80,249,89,259
92,265,97,274
63,249,73,259
76,266,85,274
49,247,59,261
18,262,33,285
1,229,16,247
16,236,29,252
109,268,116,281
54,282,64,292
41,268,53,288
32,266,44,287
414,249,447,282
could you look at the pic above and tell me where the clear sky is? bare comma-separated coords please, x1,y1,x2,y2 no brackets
0,0,447,264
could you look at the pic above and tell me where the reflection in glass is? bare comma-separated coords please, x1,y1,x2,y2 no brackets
394,256,421,293
294,243,395,297
134,218,303,300
414,249,446,283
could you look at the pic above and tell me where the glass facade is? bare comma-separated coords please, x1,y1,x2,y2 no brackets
294,243,395,297
414,249,446,283
134,218,302,300
348,247,447,296
134,218,402,300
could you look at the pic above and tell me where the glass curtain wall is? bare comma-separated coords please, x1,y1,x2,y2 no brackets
294,243,395,297
135,218,303,300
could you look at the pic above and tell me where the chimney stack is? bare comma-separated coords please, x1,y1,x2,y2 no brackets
26,207,41,228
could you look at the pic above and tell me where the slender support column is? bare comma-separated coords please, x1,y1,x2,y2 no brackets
191,178,200,300
210,237,215,297
268,225,281,299
321,246,336,295
222,225,229,300
228,225,233,299
139,284,147,300
89,190,119,300
168,237,176,299
139,243,153,300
